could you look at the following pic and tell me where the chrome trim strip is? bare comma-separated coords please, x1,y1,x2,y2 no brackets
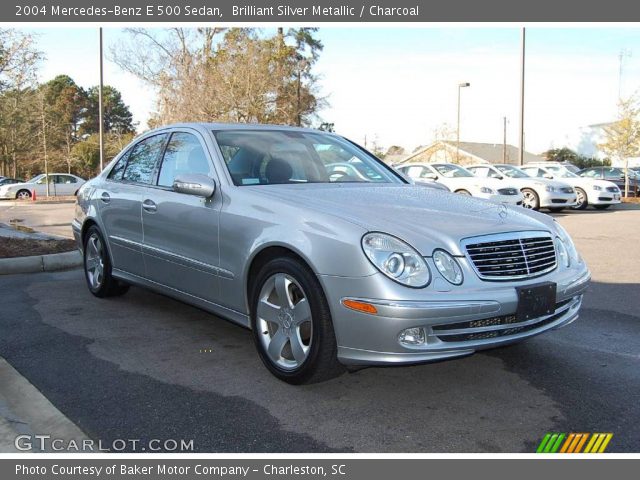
109,235,234,279
141,243,234,279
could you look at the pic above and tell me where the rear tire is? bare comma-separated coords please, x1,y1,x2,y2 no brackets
593,204,611,210
83,226,130,298
250,256,344,384
573,188,588,210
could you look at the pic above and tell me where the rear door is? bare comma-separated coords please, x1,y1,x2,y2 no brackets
55,174,79,195
140,129,222,302
97,133,168,278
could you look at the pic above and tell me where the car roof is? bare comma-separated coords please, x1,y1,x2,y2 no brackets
144,122,329,136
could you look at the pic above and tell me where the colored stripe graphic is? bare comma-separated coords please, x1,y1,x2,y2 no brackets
537,433,612,453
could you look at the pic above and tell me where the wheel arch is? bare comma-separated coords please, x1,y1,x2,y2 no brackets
244,244,320,315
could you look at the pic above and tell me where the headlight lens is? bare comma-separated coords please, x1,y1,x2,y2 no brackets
362,233,431,287
592,185,602,191
555,222,580,265
545,185,556,192
555,237,570,268
480,186,494,194
432,249,464,285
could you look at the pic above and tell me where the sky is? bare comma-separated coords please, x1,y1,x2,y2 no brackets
26,26,640,155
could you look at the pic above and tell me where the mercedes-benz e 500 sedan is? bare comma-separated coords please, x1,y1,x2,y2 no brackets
73,124,590,384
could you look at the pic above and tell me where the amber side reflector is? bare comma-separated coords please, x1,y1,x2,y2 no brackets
341,299,378,315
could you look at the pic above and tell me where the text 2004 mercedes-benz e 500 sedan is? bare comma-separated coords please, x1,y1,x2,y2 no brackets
73,123,591,384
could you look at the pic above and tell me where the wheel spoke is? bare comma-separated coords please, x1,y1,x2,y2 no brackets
274,273,293,308
86,256,99,270
267,329,288,361
290,331,308,363
292,298,311,326
257,299,282,325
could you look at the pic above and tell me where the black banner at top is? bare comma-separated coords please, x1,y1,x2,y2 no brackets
3,0,640,22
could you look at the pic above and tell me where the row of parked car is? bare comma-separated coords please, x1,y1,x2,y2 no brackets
0,173,86,199
395,162,632,211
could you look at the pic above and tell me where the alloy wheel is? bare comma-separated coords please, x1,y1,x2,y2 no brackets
522,190,537,209
85,233,105,290
257,273,313,370
17,190,31,200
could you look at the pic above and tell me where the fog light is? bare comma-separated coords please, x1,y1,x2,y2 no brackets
399,327,426,346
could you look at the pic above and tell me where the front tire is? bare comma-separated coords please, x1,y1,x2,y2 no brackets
83,226,129,298
573,188,588,210
16,189,31,200
250,256,344,384
521,188,540,210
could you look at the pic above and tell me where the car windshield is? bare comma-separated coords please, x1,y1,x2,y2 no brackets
545,166,578,178
213,130,402,186
432,164,474,178
26,175,43,183
495,165,529,178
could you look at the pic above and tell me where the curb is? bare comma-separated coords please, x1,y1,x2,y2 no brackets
0,250,82,275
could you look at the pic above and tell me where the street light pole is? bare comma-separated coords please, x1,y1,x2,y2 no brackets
98,27,105,172
518,27,526,166
456,82,470,163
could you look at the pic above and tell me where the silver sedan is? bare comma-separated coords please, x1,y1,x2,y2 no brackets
73,123,590,384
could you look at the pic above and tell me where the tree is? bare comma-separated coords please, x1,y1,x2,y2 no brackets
112,27,326,128
542,147,609,169
599,96,640,196
71,131,135,178
81,85,134,136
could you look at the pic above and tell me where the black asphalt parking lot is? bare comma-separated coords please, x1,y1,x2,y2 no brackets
1,207,639,452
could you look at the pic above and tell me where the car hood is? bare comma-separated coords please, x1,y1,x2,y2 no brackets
568,177,619,190
248,184,556,255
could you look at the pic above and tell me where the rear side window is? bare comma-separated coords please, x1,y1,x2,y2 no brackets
157,132,210,187
122,134,168,184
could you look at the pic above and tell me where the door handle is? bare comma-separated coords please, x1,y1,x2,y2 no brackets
100,192,110,203
142,199,157,213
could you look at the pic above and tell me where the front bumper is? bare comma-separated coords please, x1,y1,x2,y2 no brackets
539,191,577,208
321,261,590,366
589,191,622,205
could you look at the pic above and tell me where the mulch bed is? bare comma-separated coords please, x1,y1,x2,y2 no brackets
0,237,78,258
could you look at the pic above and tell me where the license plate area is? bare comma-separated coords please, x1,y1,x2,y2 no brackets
516,282,556,321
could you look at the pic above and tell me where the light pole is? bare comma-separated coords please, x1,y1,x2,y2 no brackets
518,27,526,166
456,82,470,163
98,27,104,172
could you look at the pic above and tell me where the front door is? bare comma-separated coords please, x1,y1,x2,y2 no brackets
140,130,222,302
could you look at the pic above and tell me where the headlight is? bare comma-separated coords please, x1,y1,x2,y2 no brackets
480,186,494,194
362,233,431,288
592,185,602,191
432,249,464,285
545,186,556,192
555,237,570,268
554,222,580,266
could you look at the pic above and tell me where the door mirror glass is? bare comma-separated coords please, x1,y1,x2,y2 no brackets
173,173,215,198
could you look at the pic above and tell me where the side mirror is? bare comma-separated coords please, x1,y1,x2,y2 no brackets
544,173,553,179
424,172,438,180
173,174,216,198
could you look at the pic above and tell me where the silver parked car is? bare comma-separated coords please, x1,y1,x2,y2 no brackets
0,173,85,199
73,124,591,384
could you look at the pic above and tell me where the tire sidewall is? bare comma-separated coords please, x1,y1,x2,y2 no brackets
250,257,333,384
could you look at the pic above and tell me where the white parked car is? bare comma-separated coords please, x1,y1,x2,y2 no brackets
467,164,577,212
0,173,86,200
397,163,523,205
521,164,621,210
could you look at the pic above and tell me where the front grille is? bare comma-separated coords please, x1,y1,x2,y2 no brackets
606,186,619,193
433,298,576,343
498,188,518,195
560,187,574,193
551,199,567,204
464,232,557,280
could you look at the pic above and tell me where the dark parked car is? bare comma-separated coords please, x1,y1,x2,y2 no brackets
578,166,639,196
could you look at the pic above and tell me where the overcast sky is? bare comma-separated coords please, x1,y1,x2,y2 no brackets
29,27,640,154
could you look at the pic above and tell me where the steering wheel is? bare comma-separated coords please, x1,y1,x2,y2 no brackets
329,171,351,182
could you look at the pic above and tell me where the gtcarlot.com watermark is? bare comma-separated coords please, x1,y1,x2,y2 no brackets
14,435,194,452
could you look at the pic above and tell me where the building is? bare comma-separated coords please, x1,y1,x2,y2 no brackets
395,141,546,166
